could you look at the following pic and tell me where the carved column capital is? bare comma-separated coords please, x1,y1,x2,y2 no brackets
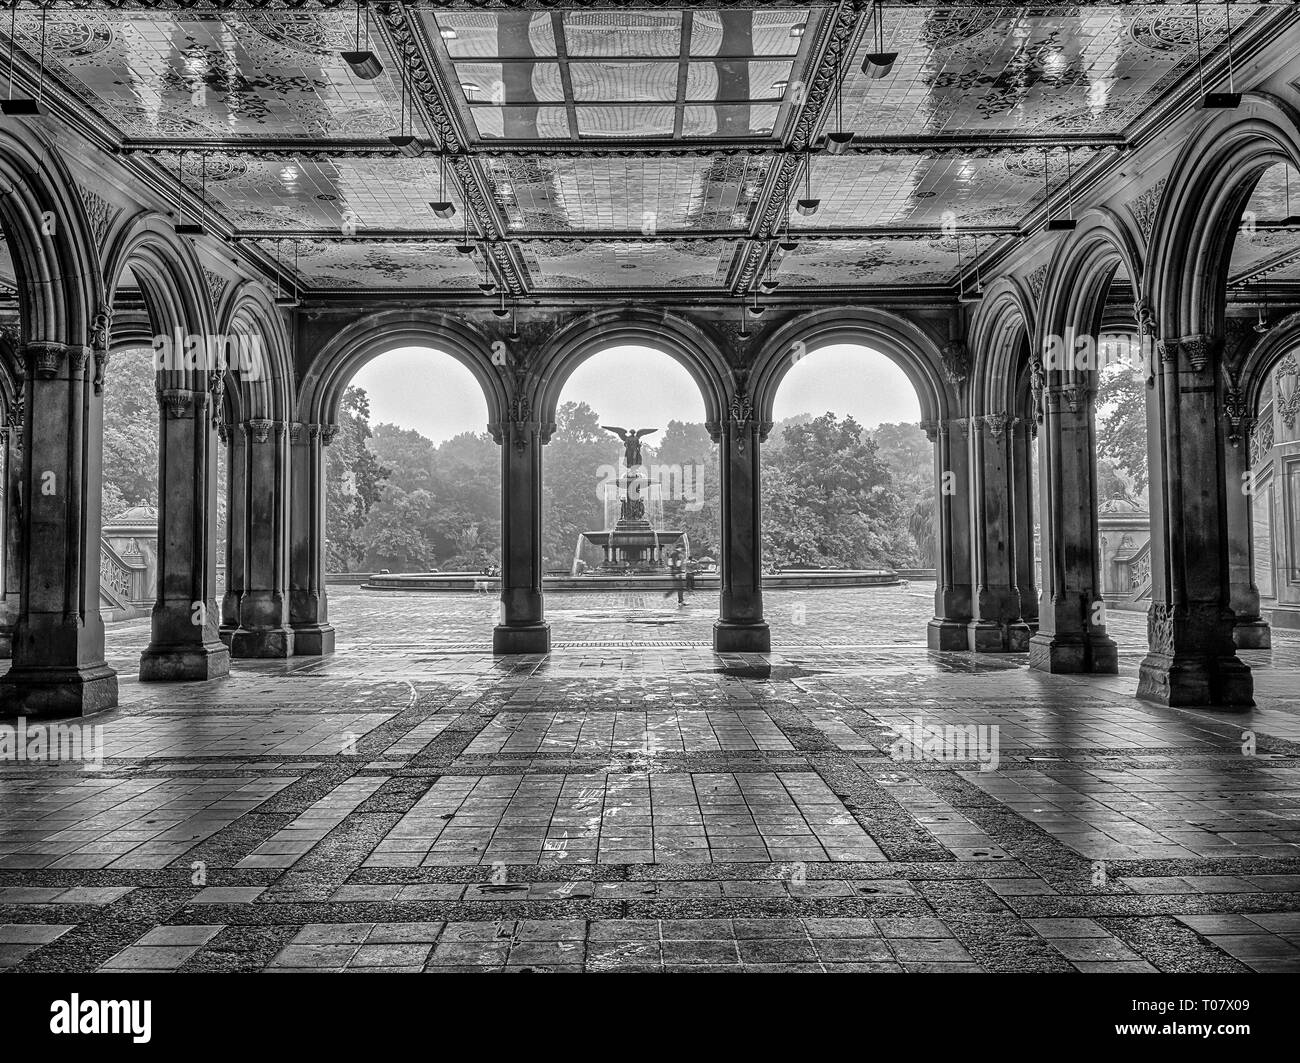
1177,333,1222,372
245,418,276,444
159,388,205,418
25,342,86,379
319,424,338,447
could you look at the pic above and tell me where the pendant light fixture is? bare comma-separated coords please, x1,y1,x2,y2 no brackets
456,204,475,255
760,251,780,293
861,1,897,79
491,288,509,319
429,154,456,220
173,151,208,236
796,151,820,216
477,254,496,296
343,2,383,80
1045,148,1077,232
387,49,425,157
778,207,798,253
958,234,983,303
825,44,854,154
1254,283,1269,334
749,287,766,317
1198,1,1241,109
508,301,520,342
3,2,45,116
738,300,751,340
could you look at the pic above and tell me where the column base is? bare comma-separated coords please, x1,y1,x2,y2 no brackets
1233,620,1272,650
713,621,770,653
1137,653,1254,709
231,627,295,659
291,625,335,656
0,664,118,718
967,620,1033,653
493,623,550,655
139,644,230,682
927,619,968,651
1028,632,1119,674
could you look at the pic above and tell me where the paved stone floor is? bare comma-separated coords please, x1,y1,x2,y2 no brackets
2,583,1299,973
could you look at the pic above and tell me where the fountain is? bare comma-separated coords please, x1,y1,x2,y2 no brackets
578,426,686,573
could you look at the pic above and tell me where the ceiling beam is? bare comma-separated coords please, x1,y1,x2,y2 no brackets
233,225,1022,243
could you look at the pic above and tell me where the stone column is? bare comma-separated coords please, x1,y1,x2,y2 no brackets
714,409,769,652
1011,416,1039,633
925,417,973,649
1030,383,1117,673
231,418,294,657
288,422,335,655
139,385,230,680
968,413,1031,651
1137,336,1252,706
0,410,22,658
218,419,245,647
1222,409,1270,648
0,342,117,715
494,416,549,654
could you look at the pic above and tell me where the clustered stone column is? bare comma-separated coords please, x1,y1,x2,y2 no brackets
1010,414,1039,635
288,422,335,655
139,381,230,681
0,397,23,658
219,418,246,647
968,413,1033,651
1222,403,1270,649
493,405,549,654
0,342,117,716
230,418,294,657
1138,335,1252,706
1030,381,1117,673
925,417,973,650
714,398,770,653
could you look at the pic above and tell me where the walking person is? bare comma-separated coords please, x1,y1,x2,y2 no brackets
664,546,687,606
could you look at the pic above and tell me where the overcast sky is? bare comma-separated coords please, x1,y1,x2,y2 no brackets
351,343,922,444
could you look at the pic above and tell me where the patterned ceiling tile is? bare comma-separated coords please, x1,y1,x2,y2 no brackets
776,236,957,287
790,150,1094,229
486,154,772,231
255,239,482,290
839,5,1263,137
521,239,730,289
9,9,418,139
181,155,465,232
1230,164,1300,283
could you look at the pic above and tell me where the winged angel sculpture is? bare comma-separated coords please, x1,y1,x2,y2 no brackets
601,426,658,468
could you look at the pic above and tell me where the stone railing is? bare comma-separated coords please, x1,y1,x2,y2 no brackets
99,536,151,620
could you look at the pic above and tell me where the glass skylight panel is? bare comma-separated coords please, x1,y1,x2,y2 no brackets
435,12,558,58
563,11,684,57
456,62,566,104
576,104,676,137
570,61,680,103
690,10,810,56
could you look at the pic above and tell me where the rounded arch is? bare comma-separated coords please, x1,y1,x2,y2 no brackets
218,280,295,424
101,211,214,343
749,306,952,431
1038,206,1146,375
298,309,507,430
530,309,728,434
1148,93,1300,341
1241,310,1300,416
0,126,101,347
969,276,1035,417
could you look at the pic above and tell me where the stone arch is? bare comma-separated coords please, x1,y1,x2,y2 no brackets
529,309,728,438
0,127,101,347
102,211,215,344
969,276,1035,419
748,306,953,432
1148,93,1300,342
1241,310,1300,417
218,280,295,425
298,309,507,432
1038,206,1146,378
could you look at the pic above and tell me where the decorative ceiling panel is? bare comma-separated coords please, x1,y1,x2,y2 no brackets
254,239,482,290
179,155,465,232
791,150,1096,229
1229,164,1300,285
775,236,958,287
838,5,1263,137
9,9,420,139
424,6,816,142
521,238,730,289
485,155,773,231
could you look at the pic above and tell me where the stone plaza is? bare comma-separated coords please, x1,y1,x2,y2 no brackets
2,585,1297,974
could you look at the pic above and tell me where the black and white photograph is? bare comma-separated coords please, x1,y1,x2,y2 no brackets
0,0,1296,1047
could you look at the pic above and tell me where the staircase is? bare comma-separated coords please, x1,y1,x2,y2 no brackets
99,536,151,621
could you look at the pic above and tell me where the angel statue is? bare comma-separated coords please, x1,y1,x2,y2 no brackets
602,425,658,468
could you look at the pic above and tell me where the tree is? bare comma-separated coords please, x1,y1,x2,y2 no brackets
541,401,609,572
101,349,159,518
1096,363,1149,494
325,386,389,571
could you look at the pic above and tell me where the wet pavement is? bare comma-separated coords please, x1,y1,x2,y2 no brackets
1,584,1298,973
